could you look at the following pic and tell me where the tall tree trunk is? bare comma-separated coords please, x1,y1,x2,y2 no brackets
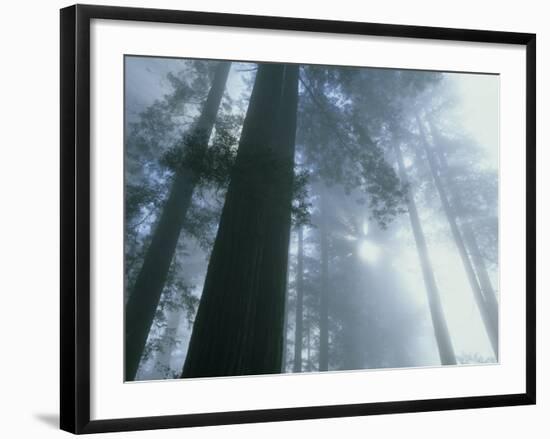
281,256,291,372
155,309,181,377
394,140,456,365
306,312,311,371
337,249,367,370
341,308,363,370
318,192,330,371
293,226,305,372
416,116,498,357
427,119,499,334
125,62,231,381
181,63,300,378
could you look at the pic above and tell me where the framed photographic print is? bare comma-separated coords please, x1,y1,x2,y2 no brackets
60,4,536,434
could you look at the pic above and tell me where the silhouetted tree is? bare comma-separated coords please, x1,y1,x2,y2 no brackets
125,62,231,380
182,64,300,377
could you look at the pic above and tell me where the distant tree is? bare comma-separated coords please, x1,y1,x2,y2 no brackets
318,190,330,371
392,128,456,365
294,66,412,370
415,114,497,357
317,183,429,370
293,226,305,372
427,116,498,326
125,61,231,380
341,69,461,366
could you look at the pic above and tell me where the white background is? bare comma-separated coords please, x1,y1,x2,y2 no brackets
0,0,546,437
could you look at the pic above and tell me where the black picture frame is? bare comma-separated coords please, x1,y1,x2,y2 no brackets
60,3,536,434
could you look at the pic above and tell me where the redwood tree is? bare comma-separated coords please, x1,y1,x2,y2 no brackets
125,62,231,380
182,63,300,378
416,115,498,357
293,226,305,372
393,136,456,365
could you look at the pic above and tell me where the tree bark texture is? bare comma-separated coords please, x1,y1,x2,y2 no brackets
181,63,300,378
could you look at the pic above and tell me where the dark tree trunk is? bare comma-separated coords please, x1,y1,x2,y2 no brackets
416,116,498,357
394,140,457,365
125,62,231,381
318,192,330,371
293,226,305,372
427,120,499,338
181,63,300,378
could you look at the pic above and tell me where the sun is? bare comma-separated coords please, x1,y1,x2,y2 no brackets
358,240,380,264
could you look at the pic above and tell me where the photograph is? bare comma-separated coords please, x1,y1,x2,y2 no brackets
123,56,499,382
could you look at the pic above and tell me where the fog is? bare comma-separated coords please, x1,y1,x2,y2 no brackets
124,56,498,380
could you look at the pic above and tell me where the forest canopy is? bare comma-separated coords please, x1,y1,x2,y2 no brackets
123,56,499,381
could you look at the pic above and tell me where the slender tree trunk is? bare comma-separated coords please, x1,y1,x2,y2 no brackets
155,309,181,377
125,62,231,380
281,255,291,372
459,222,499,331
318,192,330,371
416,115,498,357
306,313,311,371
181,64,300,378
341,309,361,370
293,226,305,372
427,120,499,334
394,141,457,365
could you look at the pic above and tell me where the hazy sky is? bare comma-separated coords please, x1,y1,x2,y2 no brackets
445,72,499,167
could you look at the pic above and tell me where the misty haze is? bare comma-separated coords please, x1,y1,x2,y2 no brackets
123,56,499,381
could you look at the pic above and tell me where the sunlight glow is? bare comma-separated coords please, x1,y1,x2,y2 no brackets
343,234,358,241
362,221,369,236
403,156,413,168
358,240,380,264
